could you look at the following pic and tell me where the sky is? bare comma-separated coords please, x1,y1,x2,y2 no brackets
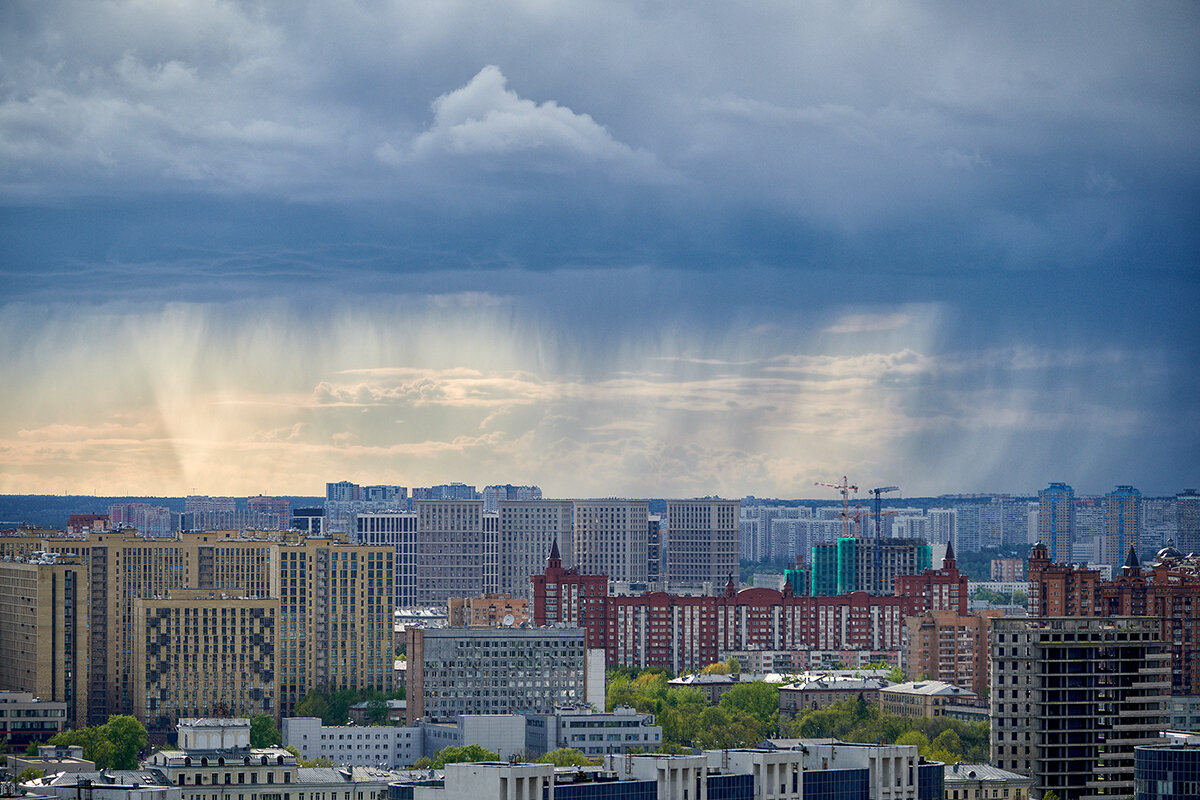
1,1,1198,499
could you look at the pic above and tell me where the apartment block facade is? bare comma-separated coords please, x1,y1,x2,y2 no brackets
534,551,967,672
573,500,651,584
664,499,740,588
0,554,89,728
0,529,394,728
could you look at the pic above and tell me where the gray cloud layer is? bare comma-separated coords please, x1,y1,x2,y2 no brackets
0,1,1197,495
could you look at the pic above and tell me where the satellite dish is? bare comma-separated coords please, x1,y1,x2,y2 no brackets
502,614,515,627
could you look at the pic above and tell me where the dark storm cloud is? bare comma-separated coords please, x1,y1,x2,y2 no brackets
0,1,1197,495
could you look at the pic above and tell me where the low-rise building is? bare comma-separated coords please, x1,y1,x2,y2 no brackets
8,744,94,775
525,705,661,757
778,677,890,717
446,595,529,628
146,718,396,800
879,682,977,720
283,718,424,768
941,763,1032,800
755,741,944,800
0,691,69,752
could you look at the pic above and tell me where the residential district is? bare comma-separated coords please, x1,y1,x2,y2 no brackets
1,480,1199,800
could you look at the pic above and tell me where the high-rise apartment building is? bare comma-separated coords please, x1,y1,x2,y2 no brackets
108,502,172,538
1102,485,1141,570
184,495,239,529
325,481,407,532
990,616,1168,800
664,499,740,589
811,537,933,597
1177,489,1200,554
0,553,89,727
414,500,498,605
535,549,965,673
483,484,543,512
498,499,572,598
573,500,651,584
353,511,418,605
1039,482,1075,563
133,589,279,728
902,609,1000,696
0,528,393,729
247,495,291,529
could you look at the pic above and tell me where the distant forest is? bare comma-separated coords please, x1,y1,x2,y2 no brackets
0,495,323,530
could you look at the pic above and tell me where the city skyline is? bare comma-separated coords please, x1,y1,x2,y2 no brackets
1,3,1197,499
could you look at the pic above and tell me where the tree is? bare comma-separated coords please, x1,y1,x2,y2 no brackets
718,682,779,738
16,768,45,783
535,748,597,767
365,697,389,725
427,744,500,768
886,666,905,684
295,691,331,721
25,741,43,756
250,714,282,748
894,730,929,755
284,745,334,767
103,716,148,769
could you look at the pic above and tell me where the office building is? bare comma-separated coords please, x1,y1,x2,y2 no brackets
0,553,89,727
664,499,740,589
0,691,69,753
573,500,651,584
989,616,1169,800
1038,483,1075,563
404,626,598,722
524,705,661,757
283,716,424,767
1134,732,1200,800
290,507,325,534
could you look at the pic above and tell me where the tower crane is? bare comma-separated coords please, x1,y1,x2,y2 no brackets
815,476,858,539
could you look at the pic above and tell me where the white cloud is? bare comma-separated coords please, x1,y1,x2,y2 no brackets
405,65,673,180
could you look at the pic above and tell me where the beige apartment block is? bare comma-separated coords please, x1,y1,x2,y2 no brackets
0,528,394,727
0,554,89,727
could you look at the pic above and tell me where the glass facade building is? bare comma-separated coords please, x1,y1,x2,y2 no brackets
1135,742,1200,800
